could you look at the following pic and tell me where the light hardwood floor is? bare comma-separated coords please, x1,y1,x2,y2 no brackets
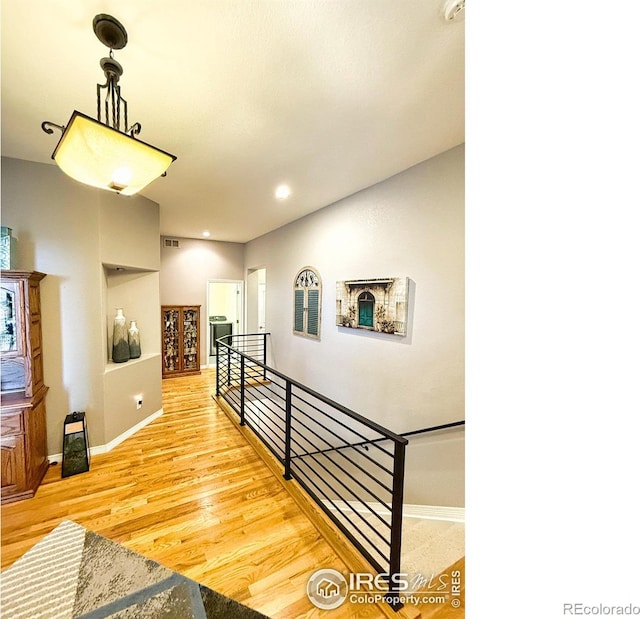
1,369,463,618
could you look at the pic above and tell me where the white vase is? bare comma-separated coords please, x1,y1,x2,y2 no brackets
128,320,141,359
112,308,130,363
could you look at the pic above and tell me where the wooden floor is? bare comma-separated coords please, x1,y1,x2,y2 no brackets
1,369,463,618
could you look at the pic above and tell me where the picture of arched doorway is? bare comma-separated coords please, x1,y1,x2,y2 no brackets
357,291,375,328
336,277,408,336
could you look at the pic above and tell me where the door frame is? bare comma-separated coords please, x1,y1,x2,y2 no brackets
206,279,244,366
357,291,375,328
246,267,267,335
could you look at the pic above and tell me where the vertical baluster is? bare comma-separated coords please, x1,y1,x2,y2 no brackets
387,439,406,610
215,340,221,396
263,332,267,380
240,354,245,426
284,381,292,480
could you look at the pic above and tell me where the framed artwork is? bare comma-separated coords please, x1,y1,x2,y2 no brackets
336,277,408,336
293,266,322,339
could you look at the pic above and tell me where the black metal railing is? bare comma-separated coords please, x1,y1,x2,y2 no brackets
401,420,465,438
215,333,408,609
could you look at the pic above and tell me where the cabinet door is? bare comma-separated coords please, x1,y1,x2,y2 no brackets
1,434,27,495
25,397,48,485
182,307,199,372
162,308,182,375
1,281,26,392
26,278,45,396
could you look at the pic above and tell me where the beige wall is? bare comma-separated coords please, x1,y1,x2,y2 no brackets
160,236,245,363
99,191,160,271
2,146,464,506
1,157,162,453
244,145,465,506
101,269,162,442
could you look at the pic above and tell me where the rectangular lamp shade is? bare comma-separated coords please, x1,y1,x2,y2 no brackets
51,110,176,196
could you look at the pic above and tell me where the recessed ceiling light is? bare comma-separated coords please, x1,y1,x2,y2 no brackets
202,230,211,237
275,184,291,200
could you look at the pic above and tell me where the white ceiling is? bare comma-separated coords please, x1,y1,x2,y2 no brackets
1,0,464,243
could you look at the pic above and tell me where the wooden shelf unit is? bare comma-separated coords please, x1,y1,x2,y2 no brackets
1,270,49,504
161,305,201,378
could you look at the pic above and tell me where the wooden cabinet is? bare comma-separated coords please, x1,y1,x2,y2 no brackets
161,305,201,378
1,270,49,504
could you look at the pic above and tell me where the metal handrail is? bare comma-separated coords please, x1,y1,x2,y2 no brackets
401,420,465,438
303,419,466,456
215,333,407,610
217,335,407,443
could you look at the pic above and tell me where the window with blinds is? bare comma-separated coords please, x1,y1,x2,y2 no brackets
293,267,322,339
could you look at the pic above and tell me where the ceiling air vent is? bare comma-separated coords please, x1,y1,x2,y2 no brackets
163,238,180,248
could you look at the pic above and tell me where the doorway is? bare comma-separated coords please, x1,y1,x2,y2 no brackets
207,280,243,365
246,267,266,335
357,291,374,328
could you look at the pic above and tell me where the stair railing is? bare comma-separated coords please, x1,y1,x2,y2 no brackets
215,333,408,610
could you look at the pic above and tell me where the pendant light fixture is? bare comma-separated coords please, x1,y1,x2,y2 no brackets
42,14,176,196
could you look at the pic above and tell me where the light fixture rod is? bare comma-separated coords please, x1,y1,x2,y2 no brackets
96,53,137,135
97,70,137,135
41,121,65,135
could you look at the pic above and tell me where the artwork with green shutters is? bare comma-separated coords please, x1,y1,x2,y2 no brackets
307,289,319,335
293,267,321,339
294,289,305,332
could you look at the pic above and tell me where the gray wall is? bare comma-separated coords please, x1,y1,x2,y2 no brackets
159,236,245,363
1,156,163,453
244,144,465,506
2,145,464,507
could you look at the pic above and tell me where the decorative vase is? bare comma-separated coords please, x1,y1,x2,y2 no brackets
128,320,141,359
112,308,130,363
0,226,17,269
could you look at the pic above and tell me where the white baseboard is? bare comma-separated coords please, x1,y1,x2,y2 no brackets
48,408,163,462
402,504,465,522
322,500,465,523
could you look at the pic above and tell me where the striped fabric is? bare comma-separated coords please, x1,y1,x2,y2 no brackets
0,520,267,619
0,520,86,618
